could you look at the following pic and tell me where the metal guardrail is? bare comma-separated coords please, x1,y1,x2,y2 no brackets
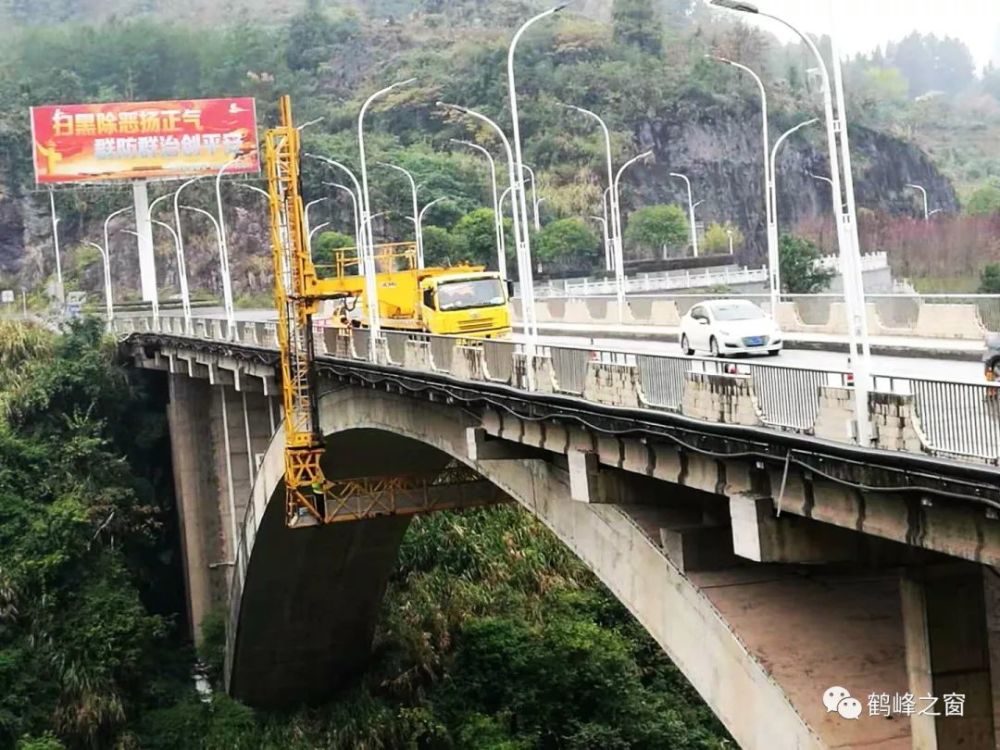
113,315,1000,466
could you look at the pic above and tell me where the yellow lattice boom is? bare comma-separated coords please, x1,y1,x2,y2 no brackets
264,95,326,527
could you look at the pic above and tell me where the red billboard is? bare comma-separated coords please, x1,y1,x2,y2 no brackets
30,97,259,184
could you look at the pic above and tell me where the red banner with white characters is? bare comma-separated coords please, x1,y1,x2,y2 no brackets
30,97,259,184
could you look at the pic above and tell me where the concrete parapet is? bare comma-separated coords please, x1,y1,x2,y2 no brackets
681,371,763,426
585,297,611,321
404,339,433,372
582,361,643,407
512,352,555,393
323,328,353,359
649,299,682,327
564,298,591,324
869,390,930,454
813,385,856,443
914,303,987,340
450,344,486,381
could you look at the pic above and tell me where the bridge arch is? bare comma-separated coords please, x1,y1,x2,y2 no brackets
225,386,824,749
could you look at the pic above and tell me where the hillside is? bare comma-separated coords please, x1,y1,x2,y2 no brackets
0,0,988,304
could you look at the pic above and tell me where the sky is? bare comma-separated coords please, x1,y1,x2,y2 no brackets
716,0,1000,69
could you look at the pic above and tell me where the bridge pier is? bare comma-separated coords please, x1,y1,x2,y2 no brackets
167,373,279,641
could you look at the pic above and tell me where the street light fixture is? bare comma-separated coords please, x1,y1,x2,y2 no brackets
670,172,699,259
770,119,819,296
521,163,541,231
308,221,331,245
103,204,134,321
438,102,534,343
322,182,362,265
711,0,873,445
120,228,160,327
377,162,424,267
507,3,567,372
614,150,654,321
180,205,226,314
305,155,367,274
561,102,618,272
83,240,113,327
451,138,506,278
405,197,450,264
358,79,417,361
706,54,777,311
303,197,329,262
905,183,929,221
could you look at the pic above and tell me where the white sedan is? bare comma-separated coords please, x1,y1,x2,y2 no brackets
679,299,783,357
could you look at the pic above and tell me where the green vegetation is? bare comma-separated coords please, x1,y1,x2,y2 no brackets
966,185,1000,217
980,263,1000,294
702,222,743,255
623,204,689,258
0,318,729,747
778,234,834,294
536,218,601,271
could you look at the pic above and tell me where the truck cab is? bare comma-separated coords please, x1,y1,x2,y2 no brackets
419,272,511,338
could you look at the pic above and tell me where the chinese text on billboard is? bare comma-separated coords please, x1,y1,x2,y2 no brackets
31,98,259,184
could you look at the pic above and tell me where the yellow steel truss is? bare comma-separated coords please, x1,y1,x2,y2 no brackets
265,96,327,527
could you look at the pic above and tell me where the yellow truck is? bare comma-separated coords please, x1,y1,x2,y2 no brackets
317,244,511,339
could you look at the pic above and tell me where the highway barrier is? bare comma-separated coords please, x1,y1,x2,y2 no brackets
115,315,1000,466
513,293,994,340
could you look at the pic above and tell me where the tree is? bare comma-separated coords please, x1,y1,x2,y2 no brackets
450,209,502,269
611,0,662,56
702,222,744,255
966,186,1000,216
980,263,1000,293
535,218,600,271
312,231,355,276
778,234,834,293
422,226,455,267
623,204,688,257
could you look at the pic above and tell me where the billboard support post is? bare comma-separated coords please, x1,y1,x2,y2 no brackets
47,189,64,308
132,181,158,303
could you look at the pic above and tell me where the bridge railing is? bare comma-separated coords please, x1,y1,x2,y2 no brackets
114,315,1000,466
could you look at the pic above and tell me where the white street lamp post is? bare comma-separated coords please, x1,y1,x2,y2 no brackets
438,102,533,345
304,197,329,262
103,204,133,320
83,241,113,327
669,172,699,259
359,79,416,361
707,55,777,311
172,175,210,332
214,154,242,337
712,0,872,445
377,162,423,267
603,186,615,271
322,182,362,268
452,138,506,278
309,221,330,245
506,4,565,370
563,103,618,272
48,189,64,308
614,151,654,321
727,228,734,255
180,205,225,310
771,118,819,300
306,155,366,274
521,163,541,232
407,197,449,263
905,183,929,221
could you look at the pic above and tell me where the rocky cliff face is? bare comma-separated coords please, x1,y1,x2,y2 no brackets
631,93,958,261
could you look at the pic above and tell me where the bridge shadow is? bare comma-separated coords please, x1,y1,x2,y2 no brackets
228,429,463,708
